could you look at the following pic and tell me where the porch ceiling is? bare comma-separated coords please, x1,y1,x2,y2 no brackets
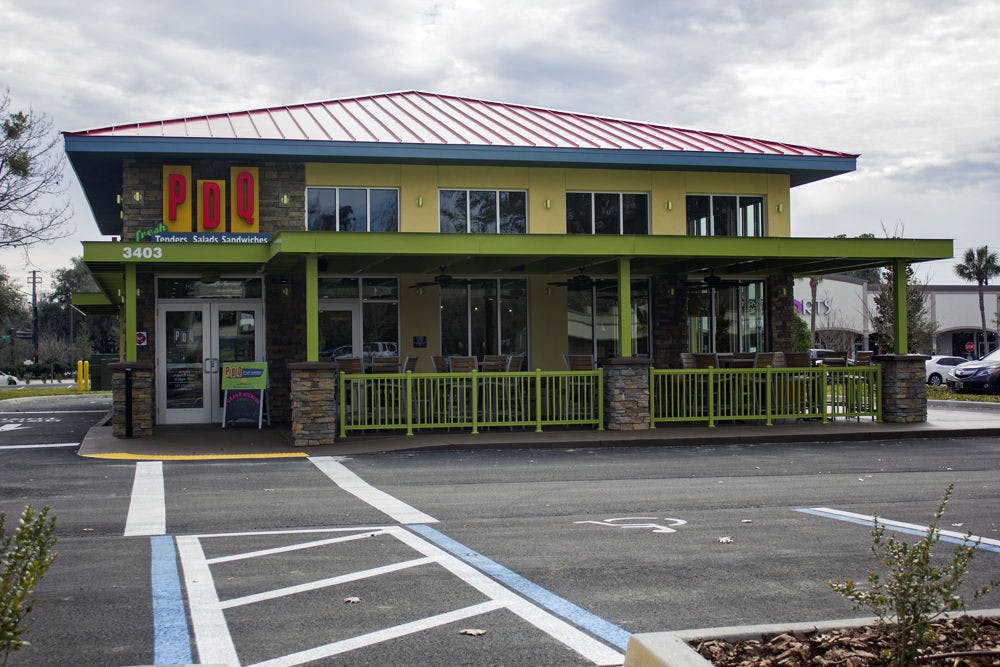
79,233,953,308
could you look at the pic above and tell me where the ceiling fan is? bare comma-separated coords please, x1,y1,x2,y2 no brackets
547,271,596,289
409,266,467,289
684,271,751,288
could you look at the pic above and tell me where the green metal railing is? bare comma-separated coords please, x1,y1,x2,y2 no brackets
339,369,604,436
649,365,881,427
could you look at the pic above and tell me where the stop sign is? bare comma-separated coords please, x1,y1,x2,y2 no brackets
965,341,975,353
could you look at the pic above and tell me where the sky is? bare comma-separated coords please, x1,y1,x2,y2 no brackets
1,0,998,296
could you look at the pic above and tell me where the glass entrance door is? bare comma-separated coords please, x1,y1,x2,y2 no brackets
319,302,361,360
157,301,264,424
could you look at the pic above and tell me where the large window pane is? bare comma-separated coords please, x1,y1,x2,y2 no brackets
469,191,497,234
594,194,620,235
439,190,468,233
567,285,593,354
468,280,498,357
339,189,367,232
739,196,764,237
566,193,592,234
686,195,710,236
318,277,359,299
307,188,337,231
441,283,468,355
631,278,649,356
714,286,737,352
499,191,527,234
622,194,648,234
687,289,712,353
712,196,738,236
370,189,399,232
500,280,527,354
594,280,619,356
363,301,398,350
739,282,765,352
158,278,261,299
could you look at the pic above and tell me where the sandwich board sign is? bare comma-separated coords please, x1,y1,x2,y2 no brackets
221,362,269,428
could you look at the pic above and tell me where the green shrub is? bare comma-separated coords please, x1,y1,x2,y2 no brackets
0,505,57,666
827,484,996,666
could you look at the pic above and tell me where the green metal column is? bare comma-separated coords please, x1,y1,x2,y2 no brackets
124,263,137,362
893,259,908,354
306,254,319,361
618,257,632,357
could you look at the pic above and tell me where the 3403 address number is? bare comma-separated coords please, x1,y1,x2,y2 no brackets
122,246,163,259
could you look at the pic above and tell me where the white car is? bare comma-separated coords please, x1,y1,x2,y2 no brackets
0,371,19,385
925,355,966,386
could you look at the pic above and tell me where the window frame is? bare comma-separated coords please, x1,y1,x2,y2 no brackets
439,277,529,358
565,192,650,235
438,189,528,234
685,194,766,237
305,187,400,232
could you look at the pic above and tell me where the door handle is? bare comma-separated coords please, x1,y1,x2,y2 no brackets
211,358,219,373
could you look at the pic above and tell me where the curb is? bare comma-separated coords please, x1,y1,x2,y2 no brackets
624,608,1000,666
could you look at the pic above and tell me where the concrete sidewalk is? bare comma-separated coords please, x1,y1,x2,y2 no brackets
77,402,1000,460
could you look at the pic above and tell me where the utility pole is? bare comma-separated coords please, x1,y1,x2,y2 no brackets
28,271,42,365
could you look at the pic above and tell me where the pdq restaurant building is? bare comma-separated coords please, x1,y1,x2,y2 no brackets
65,91,951,443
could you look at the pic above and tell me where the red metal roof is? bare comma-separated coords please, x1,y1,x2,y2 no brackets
65,91,856,158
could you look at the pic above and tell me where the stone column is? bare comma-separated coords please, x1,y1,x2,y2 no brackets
289,362,338,446
874,354,931,423
109,362,154,438
767,275,795,352
651,276,687,369
598,357,654,431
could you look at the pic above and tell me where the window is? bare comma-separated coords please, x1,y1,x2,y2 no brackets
317,277,399,358
687,281,765,353
439,190,527,233
440,279,528,357
307,187,399,232
567,278,650,357
566,193,649,235
686,195,764,237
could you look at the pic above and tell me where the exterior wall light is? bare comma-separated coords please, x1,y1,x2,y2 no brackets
417,195,424,207
775,203,783,213
544,198,552,209
132,191,143,202
279,194,290,206
666,201,673,211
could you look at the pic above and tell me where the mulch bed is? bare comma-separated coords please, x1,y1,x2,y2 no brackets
692,617,1000,666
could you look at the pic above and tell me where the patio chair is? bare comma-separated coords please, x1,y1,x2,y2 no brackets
431,355,448,373
692,353,718,369
505,354,525,372
563,354,596,370
371,356,400,374
401,356,418,372
854,351,874,365
680,352,697,369
448,356,477,372
480,355,507,372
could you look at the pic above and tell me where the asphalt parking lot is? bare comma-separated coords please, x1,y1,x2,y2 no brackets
2,413,999,666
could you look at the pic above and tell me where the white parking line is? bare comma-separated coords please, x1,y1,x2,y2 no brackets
176,526,624,666
309,456,438,524
247,601,506,667
220,556,435,609
0,442,78,450
124,461,166,536
206,531,385,565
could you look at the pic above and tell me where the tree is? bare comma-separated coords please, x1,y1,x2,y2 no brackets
0,89,71,249
36,257,118,360
954,246,1000,357
870,263,936,353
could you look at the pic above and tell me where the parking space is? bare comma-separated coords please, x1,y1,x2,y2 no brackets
3,434,999,664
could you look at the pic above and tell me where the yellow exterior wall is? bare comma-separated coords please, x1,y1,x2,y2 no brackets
529,276,568,370
304,162,791,237
306,162,793,368
398,273,440,372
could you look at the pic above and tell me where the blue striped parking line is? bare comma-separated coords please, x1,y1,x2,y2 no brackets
797,507,1000,553
408,524,632,652
151,535,192,665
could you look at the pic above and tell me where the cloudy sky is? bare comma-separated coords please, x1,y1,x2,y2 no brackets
2,0,998,294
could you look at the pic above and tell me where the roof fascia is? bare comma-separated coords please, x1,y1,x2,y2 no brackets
64,135,855,185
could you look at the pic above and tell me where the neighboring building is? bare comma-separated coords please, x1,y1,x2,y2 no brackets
794,277,998,356
66,91,951,429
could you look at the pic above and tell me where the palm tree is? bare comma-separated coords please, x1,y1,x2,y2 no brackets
955,246,1000,356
